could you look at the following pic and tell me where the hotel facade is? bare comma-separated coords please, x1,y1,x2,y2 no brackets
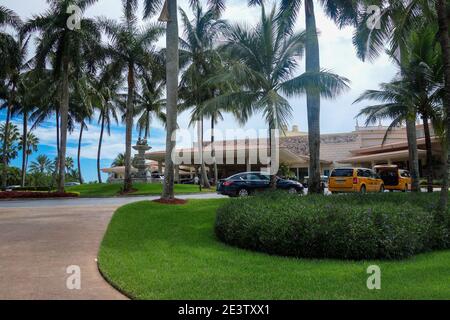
103,123,444,183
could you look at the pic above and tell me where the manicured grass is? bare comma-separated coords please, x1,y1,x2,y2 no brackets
98,199,450,300
66,183,215,197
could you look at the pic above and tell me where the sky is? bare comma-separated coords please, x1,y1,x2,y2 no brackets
1,0,397,182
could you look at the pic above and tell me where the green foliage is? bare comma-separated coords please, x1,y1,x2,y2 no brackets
215,192,450,260
0,122,20,163
0,164,21,186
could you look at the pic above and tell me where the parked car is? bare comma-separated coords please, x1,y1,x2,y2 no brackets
64,182,80,187
303,175,329,189
374,165,411,192
328,168,384,194
217,172,304,197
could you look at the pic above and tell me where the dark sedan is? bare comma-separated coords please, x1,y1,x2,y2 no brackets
217,172,304,197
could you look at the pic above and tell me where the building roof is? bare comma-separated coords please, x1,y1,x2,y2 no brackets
339,149,427,163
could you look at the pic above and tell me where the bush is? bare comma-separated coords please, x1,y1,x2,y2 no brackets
0,191,80,199
215,192,450,260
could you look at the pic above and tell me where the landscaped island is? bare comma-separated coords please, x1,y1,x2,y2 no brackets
98,194,450,300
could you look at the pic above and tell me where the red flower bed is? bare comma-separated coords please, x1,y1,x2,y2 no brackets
153,198,188,205
0,191,80,199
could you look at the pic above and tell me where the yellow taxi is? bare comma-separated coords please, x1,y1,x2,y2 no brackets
329,168,385,194
374,165,411,192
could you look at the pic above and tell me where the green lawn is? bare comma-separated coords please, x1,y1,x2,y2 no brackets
66,183,215,197
98,199,450,300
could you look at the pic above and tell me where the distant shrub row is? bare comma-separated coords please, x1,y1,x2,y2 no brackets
0,191,80,199
215,192,450,260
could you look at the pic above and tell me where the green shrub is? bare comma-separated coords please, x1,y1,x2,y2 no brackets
215,192,450,260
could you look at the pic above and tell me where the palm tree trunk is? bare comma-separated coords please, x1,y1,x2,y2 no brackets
52,109,60,189
2,84,14,188
58,58,70,193
124,64,135,192
97,114,105,184
406,117,420,192
211,116,218,184
77,123,84,184
21,112,27,187
422,114,433,193
436,0,450,211
145,116,149,140
305,0,321,194
269,124,277,189
199,118,210,189
162,0,179,200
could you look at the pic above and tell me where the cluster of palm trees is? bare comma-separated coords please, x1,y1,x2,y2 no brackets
1,1,450,210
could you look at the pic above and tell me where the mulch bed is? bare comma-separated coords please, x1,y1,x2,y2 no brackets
0,191,80,199
152,198,188,205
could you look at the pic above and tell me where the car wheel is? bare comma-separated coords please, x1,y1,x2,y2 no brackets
360,185,366,195
238,188,249,197
288,187,298,194
380,185,385,193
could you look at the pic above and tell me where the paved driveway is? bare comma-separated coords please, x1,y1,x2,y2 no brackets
0,193,225,300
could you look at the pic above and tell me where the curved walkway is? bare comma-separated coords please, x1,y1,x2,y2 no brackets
0,193,225,300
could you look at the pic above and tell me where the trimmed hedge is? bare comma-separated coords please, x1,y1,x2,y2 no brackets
215,192,450,260
0,191,80,199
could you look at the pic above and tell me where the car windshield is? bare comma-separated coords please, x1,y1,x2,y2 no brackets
331,169,353,177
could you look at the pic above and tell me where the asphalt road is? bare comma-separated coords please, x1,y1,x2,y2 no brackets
0,192,226,208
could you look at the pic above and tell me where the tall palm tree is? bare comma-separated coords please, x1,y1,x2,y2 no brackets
99,0,164,192
401,26,444,193
18,131,39,181
72,76,95,184
178,3,228,189
22,0,101,192
87,70,122,184
29,154,54,174
436,0,450,210
330,0,423,192
209,4,349,187
135,74,166,140
0,122,20,166
1,31,28,188
142,0,179,200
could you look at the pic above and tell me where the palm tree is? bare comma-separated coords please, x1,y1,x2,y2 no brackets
29,154,54,174
178,3,228,189
112,153,126,167
18,131,39,185
401,26,444,193
436,0,450,210
72,76,95,185
135,74,166,141
331,0,424,192
143,0,179,200
0,122,20,166
65,156,74,174
1,32,28,188
209,4,349,187
0,6,20,29
99,0,164,192
22,0,101,192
